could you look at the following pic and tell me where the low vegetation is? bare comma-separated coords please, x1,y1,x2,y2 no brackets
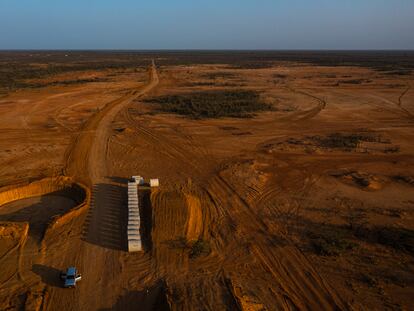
383,70,412,76
184,81,216,87
306,220,413,256
310,133,386,150
2,51,412,91
393,175,414,185
338,79,371,84
201,72,236,79
0,51,148,90
189,239,211,258
273,73,288,79
308,228,357,256
144,90,273,119
360,274,379,288
355,226,414,254
229,62,275,69
15,77,109,89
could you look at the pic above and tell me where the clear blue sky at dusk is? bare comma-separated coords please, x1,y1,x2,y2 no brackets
1,0,413,50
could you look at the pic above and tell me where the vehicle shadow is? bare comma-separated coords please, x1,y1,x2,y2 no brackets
81,183,128,251
32,264,63,288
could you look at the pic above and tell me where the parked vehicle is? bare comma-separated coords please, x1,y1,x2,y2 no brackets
60,267,82,288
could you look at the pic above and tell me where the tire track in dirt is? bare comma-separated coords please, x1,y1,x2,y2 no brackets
398,86,413,118
63,93,134,183
149,186,237,309
121,109,209,176
205,173,345,310
53,101,90,132
284,87,327,121
119,107,217,185
369,86,413,119
149,190,190,275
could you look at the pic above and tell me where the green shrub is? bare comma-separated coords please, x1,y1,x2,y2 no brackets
201,72,236,79
310,133,382,150
189,239,211,258
360,274,379,287
309,229,357,256
144,90,273,119
338,79,367,84
360,227,414,254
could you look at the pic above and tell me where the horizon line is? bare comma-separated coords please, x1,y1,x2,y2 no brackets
0,49,414,52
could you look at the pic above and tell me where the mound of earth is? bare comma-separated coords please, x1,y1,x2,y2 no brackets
394,175,414,186
330,170,385,190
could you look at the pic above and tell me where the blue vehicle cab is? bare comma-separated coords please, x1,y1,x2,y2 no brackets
60,267,82,288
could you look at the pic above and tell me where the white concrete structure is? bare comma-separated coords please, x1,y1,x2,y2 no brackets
127,176,159,252
132,176,145,185
128,239,142,252
127,180,142,252
150,179,159,187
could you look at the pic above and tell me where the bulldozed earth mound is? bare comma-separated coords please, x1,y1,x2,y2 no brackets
329,170,386,191
0,176,88,208
184,194,203,242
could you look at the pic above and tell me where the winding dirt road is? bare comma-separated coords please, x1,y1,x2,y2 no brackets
46,62,160,310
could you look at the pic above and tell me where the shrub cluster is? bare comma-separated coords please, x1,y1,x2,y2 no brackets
201,72,236,79
310,133,385,149
356,226,414,254
308,229,357,256
189,239,211,258
0,52,148,90
144,90,273,119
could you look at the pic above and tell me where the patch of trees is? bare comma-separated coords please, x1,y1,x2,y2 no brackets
144,90,273,119
309,133,387,149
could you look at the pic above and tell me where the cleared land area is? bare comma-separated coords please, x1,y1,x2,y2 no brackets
0,51,413,310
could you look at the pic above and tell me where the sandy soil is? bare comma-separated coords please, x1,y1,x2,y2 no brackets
0,55,413,310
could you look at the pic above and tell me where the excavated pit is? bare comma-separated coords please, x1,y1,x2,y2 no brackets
0,177,89,242
0,177,89,311
1,192,76,242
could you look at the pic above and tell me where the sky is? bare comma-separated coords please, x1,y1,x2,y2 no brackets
0,0,413,50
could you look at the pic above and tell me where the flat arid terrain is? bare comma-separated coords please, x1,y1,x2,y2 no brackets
0,51,413,310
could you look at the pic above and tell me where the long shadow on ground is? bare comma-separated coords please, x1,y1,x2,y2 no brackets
81,183,128,251
0,189,77,243
98,280,170,311
139,188,153,252
82,182,153,252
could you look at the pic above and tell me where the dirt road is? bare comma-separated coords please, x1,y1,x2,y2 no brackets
46,62,160,310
